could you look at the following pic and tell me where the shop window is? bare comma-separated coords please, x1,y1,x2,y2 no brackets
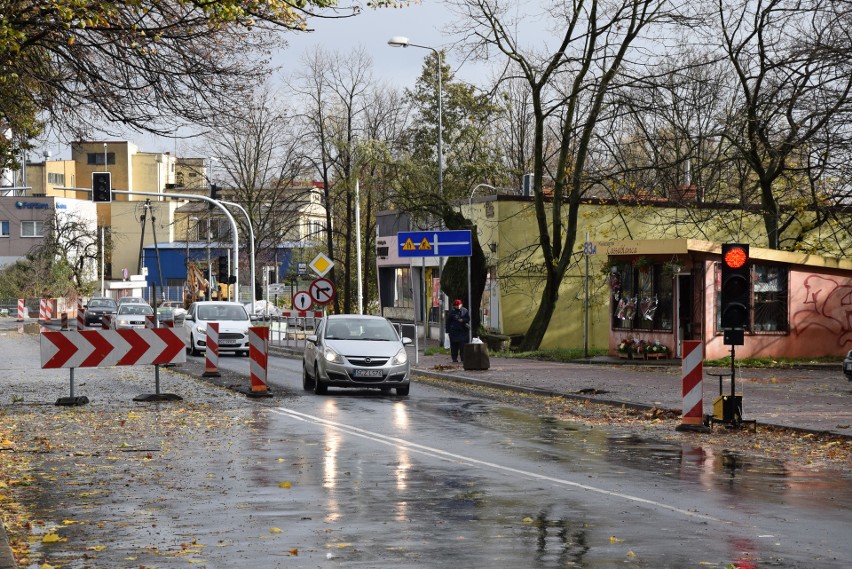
610,261,673,331
394,267,413,308
713,263,788,332
753,264,787,332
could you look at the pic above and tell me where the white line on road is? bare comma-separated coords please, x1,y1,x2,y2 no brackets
272,406,719,522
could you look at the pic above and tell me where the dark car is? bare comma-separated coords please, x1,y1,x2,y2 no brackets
84,297,117,326
844,350,852,381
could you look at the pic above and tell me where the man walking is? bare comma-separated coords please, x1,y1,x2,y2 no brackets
445,299,470,363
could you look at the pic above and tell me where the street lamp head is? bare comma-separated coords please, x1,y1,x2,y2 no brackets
388,36,410,47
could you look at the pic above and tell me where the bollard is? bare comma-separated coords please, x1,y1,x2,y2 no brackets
101,314,112,330
203,322,221,377
39,298,46,321
77,299,85,329
245,327,273,397
17,298,25,322
60,312,69,330
676,340,710,432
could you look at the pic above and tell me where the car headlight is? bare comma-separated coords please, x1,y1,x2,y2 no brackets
323,346,344,364
392,347,408,366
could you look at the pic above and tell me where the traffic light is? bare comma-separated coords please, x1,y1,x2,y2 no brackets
208,184,218,209
92,172,112,202
217,255,228,282
720,243,750,329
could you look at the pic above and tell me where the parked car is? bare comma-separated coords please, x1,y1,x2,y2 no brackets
184,301,253,357
84,297,117,326
302,314,412,396
113,302,154,330
844,350,852,381
116,296,148,308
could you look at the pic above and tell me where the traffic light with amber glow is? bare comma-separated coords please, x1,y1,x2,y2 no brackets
720,243,750,329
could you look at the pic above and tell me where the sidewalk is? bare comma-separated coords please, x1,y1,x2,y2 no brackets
409,351,852,438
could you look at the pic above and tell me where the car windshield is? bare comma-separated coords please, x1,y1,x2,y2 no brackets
89,299,114,308
325,319,398,341
198,305,248,321
118,304,153,315
119,298,145,305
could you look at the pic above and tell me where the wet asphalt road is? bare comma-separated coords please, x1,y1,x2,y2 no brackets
6,327,852,568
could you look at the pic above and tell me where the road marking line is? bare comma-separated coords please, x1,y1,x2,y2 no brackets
272,406,718,522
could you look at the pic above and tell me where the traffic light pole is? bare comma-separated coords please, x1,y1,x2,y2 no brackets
111,190,241,302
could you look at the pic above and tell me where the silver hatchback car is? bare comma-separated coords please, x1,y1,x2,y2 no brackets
303,315,412,396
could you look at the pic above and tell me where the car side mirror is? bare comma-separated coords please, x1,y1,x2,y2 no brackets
306,334,318,344
185,314,194,321
402,337,413,346
250,315,259,322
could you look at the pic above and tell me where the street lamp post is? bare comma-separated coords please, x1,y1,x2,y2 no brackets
389,35,445,347
220,200,256,314
388,36,443,197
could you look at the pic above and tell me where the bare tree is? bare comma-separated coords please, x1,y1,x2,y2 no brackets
714,0,852,249
450,0,672,350
202,88,310,295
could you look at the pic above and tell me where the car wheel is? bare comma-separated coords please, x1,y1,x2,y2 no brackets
313,364,328,395
396,385,410,396
189,334,201,357
302,361,315,391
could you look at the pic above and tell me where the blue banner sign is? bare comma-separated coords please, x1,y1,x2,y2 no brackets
397,230,472,258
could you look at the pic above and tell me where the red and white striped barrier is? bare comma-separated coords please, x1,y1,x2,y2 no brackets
280,310,324,318
203,322,220,377
146,314,156,329
101,314,112,330
39,298,53,322
248,327,270,395
678,340,706,430
40,329,186,368
17,299,25,322
60,312,69,330
77,299,85,329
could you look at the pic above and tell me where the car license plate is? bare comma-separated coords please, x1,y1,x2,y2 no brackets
219,339,238,345
353,369,383,378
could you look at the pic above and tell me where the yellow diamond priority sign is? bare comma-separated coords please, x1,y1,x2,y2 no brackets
309,252,334,277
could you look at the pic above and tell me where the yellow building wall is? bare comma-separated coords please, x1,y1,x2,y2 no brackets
471,198,784,351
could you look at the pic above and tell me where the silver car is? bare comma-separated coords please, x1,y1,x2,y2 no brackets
302,315,412,396
113,303,154,329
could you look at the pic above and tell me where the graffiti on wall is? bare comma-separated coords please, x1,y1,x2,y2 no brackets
792,274,852,347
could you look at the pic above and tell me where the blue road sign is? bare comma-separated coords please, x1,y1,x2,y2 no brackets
397,230,472,257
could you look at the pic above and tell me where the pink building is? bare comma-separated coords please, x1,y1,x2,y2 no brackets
602,239,852,360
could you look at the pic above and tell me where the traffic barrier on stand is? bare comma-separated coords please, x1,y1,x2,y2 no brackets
676,340,710,432
246,326,272,397
77,299,85,329
39,298,47,322
203,322,221,377
17,298,25,322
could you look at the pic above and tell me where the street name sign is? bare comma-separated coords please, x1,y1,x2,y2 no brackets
397,230,472,258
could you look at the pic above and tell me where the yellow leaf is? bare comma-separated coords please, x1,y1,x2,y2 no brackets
86,545,107,551
522,517,534,524
40,564,57,569
269,527,283,533
627,550,636,558
609,536,624,543
62,519,77,525
42,532,66,543
279,481,292,489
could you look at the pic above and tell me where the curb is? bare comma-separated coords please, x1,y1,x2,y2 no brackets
0,523,15,569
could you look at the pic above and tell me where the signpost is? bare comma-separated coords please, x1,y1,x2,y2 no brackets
397,230,474,345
